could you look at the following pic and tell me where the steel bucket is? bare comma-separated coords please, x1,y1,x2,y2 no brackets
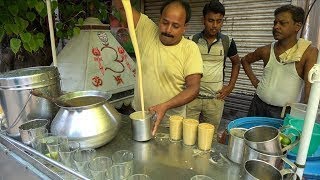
0,66,61,137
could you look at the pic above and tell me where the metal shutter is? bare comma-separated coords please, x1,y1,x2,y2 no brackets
143,0,292,120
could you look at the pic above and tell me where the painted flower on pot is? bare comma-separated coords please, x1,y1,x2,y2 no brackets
92,48,101,56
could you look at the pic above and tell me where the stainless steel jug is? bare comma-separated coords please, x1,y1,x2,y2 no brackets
243,159,296,180
244,126,300,155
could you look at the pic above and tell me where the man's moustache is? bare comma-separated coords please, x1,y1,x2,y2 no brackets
161,33,174,38
273,30,280,34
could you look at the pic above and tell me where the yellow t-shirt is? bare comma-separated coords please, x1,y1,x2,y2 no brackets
132,14,203,126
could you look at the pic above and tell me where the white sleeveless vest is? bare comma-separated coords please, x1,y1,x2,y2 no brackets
256,42,304,107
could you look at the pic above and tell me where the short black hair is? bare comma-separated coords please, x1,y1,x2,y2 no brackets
274,5,305,24
203,0,225,17
160,0,191,23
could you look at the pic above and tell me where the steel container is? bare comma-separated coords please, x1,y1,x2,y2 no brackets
244,126,300,156
244,126,283,155
243,143,296,172
243,159,296,180
18,119,48,145
129,111,154,142
227,128,246,164
50,90,121,148
0,66,61,137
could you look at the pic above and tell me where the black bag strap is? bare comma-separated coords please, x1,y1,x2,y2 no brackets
220,33,230,60
190,33,230,58
190,33,231,79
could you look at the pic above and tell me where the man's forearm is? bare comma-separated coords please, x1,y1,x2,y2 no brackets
113,0,126,20
228,55,240,88
162,85,200,111
241,58,259,88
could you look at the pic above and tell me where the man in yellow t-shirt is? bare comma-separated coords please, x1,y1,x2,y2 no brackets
113,0,203,135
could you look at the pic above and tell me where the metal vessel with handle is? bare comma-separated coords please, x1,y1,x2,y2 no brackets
0,66,61,137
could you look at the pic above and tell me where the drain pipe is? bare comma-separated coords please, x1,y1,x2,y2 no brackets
295,51,320,179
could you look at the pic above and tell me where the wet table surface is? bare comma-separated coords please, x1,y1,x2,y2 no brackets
95,115,241,180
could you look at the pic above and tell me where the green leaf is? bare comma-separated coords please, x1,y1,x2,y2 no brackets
36,38,44,48
100,10,108,20
0,0,4,6
35,1,45,14
78,18,84,25
20,32,32,43
56,22,63,30
56,30,63,38
17,0,28,12
4,24,12,34
35,32,45,48
10,24,20,35
29,38,38,51
27,0,37,8
8,5,19,16
51,1,58,11
73,27,80,36
0,27,4,41
35,33,45,41
14,17,29,31
10,38,21,54
23,42,32,52
67,29,73,38
26,12,36,22
39,8,47,18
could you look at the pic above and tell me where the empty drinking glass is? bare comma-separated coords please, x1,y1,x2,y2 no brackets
111,150,134,176
29,129,49,154
73,148,96,177
58,141,80,168
88,156,113,180
110,164,131,180
46,135,68,161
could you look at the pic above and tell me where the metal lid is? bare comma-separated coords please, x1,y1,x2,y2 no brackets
0,66,60,89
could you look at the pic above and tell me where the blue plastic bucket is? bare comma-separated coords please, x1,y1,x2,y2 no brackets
227,117,284,133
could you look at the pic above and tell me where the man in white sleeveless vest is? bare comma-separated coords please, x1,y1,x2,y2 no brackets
186,0,240,132
242,5,319,118
113,0,203,135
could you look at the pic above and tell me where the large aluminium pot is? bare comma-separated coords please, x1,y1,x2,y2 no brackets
50,90,121,148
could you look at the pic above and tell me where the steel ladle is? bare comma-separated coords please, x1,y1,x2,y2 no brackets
31,89,71,107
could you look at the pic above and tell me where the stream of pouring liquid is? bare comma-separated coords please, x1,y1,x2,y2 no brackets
122,0,145,119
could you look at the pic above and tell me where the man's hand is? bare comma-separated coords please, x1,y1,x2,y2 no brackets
112,0,140,28
148,103,168,136
112,0,124,10
217,85,234,100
